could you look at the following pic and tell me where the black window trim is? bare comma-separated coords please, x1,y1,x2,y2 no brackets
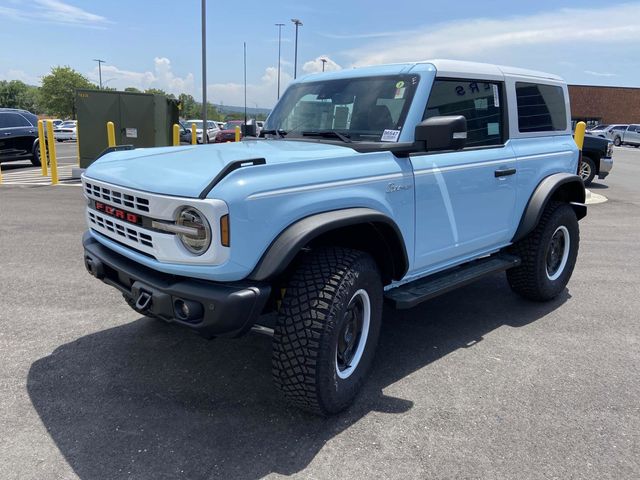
421,76,510,152
514,81,568,134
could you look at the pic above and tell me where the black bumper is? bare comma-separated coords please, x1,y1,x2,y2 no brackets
83,232,271,338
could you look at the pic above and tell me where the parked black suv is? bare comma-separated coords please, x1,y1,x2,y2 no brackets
0,108,42,166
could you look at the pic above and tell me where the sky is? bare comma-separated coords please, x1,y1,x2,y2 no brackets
1,0,640,108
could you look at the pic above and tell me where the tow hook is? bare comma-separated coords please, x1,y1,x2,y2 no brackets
135,290,152,311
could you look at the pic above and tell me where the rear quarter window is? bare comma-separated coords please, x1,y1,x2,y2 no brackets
515,82,567,133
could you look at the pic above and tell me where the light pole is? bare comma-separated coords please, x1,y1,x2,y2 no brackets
321,58,327,72
291,18,303,79
93,59,105,89
275,23,284,99
201,0,207,143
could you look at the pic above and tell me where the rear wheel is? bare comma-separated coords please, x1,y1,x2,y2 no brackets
507,202,579,301
579,156,596,185
613,136,621,146
30,143,41,167
272,247,383,415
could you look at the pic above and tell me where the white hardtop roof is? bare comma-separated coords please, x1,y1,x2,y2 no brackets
298,59,565,84
424,59,563,81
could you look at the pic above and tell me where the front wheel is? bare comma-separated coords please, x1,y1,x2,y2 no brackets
272,247,383,415
507,201,579,301
613,136,621,146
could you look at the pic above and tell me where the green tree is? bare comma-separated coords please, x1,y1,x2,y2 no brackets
145,88,175,99
0,80,40,112
39,66,95,118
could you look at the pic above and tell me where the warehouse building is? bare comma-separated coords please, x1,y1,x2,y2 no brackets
569,85,640,127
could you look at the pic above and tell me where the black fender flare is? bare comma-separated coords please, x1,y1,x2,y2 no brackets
512,173,586,243
248,208,409,282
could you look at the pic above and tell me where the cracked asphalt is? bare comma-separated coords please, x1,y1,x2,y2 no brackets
1,147,639,479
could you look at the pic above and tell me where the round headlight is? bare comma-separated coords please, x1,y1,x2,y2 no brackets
176,207,211,255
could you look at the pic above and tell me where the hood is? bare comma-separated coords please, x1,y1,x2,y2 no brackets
84,140,357,198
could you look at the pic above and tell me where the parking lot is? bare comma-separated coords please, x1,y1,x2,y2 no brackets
0,142,80,186
1,148,639,479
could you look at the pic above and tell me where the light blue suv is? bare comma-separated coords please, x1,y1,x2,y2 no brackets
82,60,586,415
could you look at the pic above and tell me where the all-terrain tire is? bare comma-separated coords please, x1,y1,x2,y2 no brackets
507,201,579,301
272,247,383,415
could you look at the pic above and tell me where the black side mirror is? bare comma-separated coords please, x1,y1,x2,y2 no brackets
415,115,467,151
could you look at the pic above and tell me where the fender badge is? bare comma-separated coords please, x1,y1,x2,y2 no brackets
386,183,412,193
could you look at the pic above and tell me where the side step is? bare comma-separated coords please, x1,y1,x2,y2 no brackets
385,254,521,309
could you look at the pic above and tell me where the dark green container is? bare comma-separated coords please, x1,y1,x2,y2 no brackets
76,89,179,168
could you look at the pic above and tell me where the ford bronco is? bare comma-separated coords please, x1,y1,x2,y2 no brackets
82,60,586,415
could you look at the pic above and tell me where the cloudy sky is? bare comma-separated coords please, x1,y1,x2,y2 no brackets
1,0,639,107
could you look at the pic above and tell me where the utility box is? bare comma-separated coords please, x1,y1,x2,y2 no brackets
76,89,179,168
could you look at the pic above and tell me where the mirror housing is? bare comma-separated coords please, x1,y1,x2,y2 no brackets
414,115,467,152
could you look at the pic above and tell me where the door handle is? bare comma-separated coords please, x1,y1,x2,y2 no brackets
495,168,516,177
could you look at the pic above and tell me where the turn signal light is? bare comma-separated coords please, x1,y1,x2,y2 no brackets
220,214,230,247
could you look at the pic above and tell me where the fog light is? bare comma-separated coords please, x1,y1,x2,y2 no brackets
173,298,204,322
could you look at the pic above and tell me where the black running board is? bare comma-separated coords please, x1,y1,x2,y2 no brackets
385,254,520,309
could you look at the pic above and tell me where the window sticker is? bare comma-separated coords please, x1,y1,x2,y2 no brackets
381,129,401,142
474,98,488,110
394,87,406,99
487,122,499,136
396,81,405,89
492,84,499,107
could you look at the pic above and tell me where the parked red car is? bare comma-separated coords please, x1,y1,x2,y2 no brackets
213,121,245,143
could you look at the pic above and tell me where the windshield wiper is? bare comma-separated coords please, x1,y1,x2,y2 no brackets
301,130,352,143
261,128,287,138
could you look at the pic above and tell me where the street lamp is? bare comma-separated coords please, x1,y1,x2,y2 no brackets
201,0,208,143
275,23,285,99
93,59,105,89
320,58,327,72
291,18,303,79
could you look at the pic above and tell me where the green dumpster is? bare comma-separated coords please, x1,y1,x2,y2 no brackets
76,89,179,168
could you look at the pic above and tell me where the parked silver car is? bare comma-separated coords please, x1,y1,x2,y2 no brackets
612,124,640,147
588,124,627,141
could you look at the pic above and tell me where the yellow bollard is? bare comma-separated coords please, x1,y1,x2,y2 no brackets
172,123,180,146
46,121,59,185
38,120,48,176
574,121,586,151
191,123,197,145
235,125,241,142
107,121,116,148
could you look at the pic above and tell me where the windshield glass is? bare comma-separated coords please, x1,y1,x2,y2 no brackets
264,74,419,142
590,125,608,130
187,120,203,129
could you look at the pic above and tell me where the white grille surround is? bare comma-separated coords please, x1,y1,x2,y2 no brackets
82,175,230,265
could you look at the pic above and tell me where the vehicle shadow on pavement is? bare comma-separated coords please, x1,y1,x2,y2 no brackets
27,273,568,480
0,161,38,172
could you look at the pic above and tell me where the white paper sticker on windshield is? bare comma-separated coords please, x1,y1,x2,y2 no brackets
487,122,499,135
381,129,401,142
492,84,499,107
394,87,406,99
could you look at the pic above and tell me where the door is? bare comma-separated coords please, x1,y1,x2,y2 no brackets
0,111,35,158
628,125,640,145
410,78,516,272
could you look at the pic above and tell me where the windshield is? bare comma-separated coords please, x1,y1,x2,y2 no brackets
187,120,203,129
590,125,608,130
264,74,420,142
223,121,243,130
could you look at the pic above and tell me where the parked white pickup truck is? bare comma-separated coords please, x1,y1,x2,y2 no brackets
612,124,640,147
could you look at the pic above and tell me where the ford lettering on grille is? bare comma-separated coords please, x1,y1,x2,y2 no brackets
94,201,141,225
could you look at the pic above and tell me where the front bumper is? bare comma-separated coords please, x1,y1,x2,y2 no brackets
83,232,271,338
599,156,613,179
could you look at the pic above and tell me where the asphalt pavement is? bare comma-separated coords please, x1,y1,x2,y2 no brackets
1,147,639,479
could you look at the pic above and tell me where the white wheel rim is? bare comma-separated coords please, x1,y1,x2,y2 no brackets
579,161,591,180
546,226,570,281
336,289,371,379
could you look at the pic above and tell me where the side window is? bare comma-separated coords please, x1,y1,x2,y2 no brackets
515,82,567,132
0,112,31,128
424,79,504,148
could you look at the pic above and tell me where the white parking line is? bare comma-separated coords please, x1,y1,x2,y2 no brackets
0,165,80,186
